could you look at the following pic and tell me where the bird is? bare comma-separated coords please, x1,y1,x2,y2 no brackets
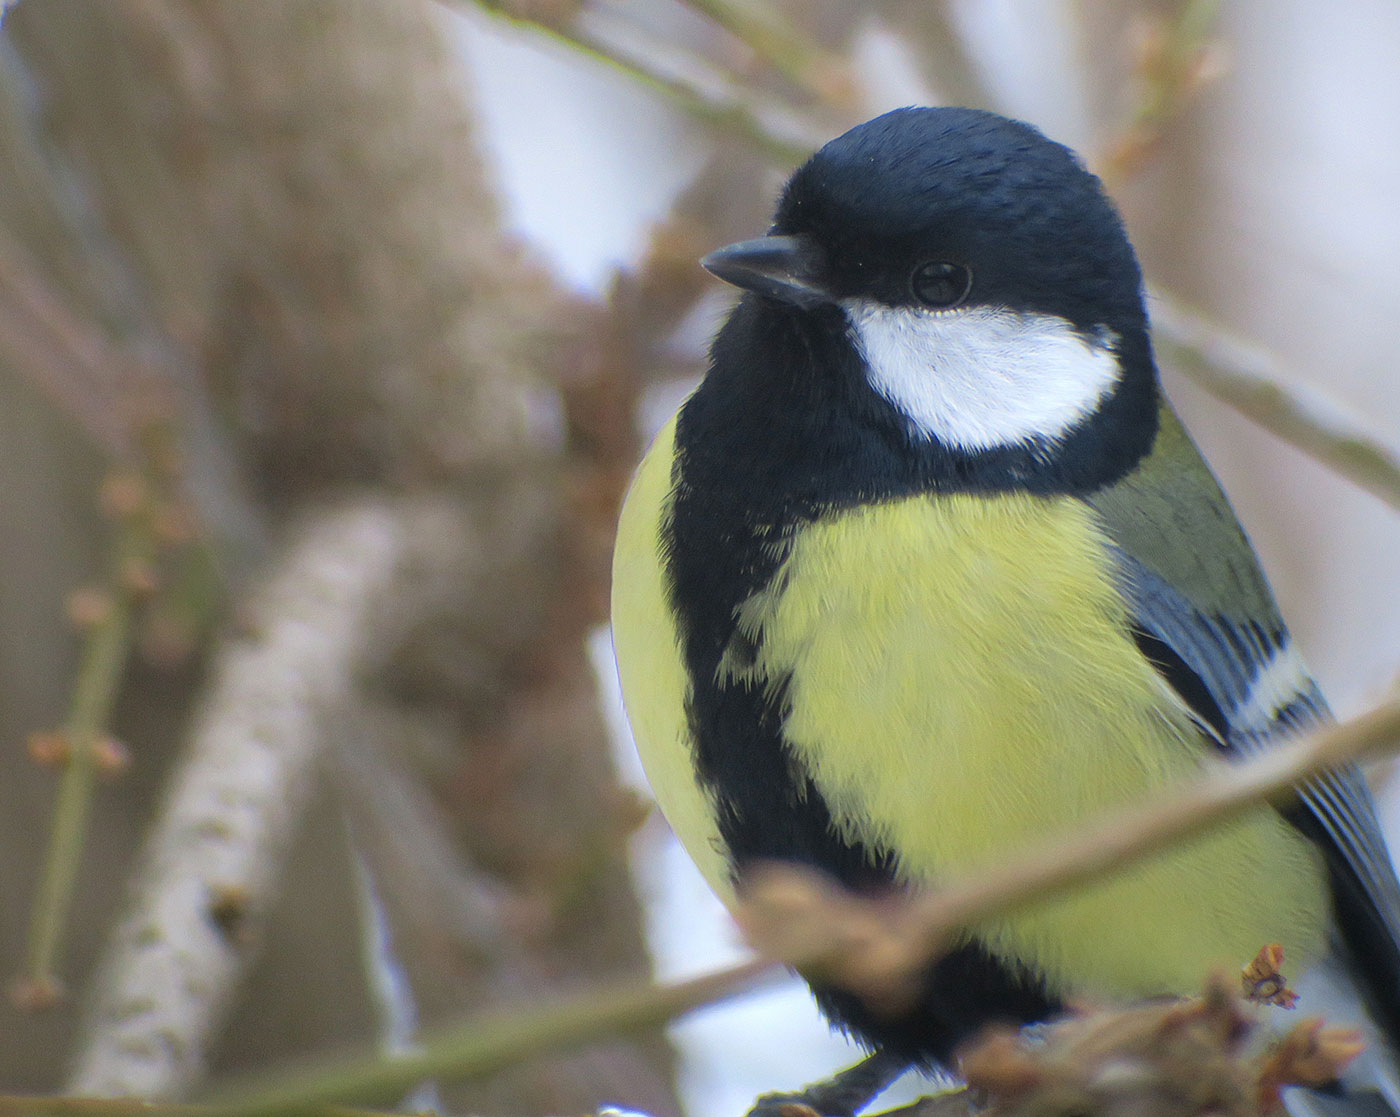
609,105,1400,1114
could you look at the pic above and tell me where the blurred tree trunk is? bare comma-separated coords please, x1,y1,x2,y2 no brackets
0,1,677,1112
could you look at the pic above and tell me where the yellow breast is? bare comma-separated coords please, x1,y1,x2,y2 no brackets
612,415,1328,1002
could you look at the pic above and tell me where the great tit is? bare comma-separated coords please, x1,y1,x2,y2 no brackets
611,106,1400,1111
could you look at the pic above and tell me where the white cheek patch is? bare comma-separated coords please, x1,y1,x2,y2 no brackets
844,300,1123,452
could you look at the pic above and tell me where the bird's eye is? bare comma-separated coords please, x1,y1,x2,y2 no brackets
910,261,972,309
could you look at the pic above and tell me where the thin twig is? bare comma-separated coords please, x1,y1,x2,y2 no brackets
204,694,1400,1115
1150,289,1400,512
203,958,781,1117
1099,0,1225,189
443,0,820,162
20,517,148,998
0,1098,382,1117
679,0,856,107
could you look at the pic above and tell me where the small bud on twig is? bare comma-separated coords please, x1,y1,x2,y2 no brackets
1242,943,1298,1008
93,736,131,779
1257,1018,1365,1113
66,586,113,628
27,731,70,767
151,503,197,546
98,470,148,521
9,974,64,1011
118,557,159,597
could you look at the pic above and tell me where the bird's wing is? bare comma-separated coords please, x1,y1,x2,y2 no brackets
1083,400,1400,1011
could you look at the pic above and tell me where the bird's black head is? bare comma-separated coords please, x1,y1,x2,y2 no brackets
770,107,1145,332
693,106,1160,501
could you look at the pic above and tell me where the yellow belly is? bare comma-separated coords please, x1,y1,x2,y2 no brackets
613,415,1328,1002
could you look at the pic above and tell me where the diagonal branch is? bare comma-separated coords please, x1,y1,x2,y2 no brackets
68,497,482,1099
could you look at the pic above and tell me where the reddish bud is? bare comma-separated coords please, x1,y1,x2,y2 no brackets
27,731,70,766
66,587,112,628
98,471,148,520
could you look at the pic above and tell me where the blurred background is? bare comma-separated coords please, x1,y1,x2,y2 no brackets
0,1,1396,1115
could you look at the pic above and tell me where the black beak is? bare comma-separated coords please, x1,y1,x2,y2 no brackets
700,235,833,308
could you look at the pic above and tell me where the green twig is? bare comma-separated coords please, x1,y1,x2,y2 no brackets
23,519,145,993
1150,290,1400,513
203,958,781,1117
0,1098,383,1117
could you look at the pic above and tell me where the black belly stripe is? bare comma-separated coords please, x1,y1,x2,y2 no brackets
815,942,1059,1065
665,478,1062,1063
682,643,1063,1061
656,296,1157,1063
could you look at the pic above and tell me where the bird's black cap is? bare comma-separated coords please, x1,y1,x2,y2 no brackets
737,106,1148,335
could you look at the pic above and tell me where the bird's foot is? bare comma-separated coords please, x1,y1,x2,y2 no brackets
746,1050,911,1117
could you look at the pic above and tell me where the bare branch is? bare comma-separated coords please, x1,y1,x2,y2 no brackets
68,497,480,1099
